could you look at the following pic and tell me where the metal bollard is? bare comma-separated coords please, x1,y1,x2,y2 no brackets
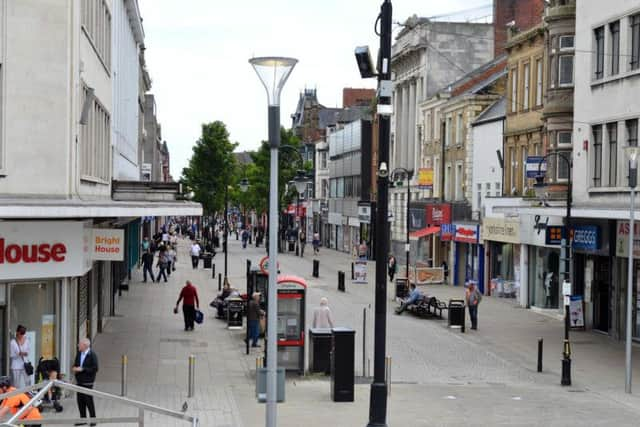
537,338,543,372
313,259,320,278
121,354,127,396
212,263,215,279
362,308,366,377
188,354,196,398
338,271,345,292
351,262,355,280
218,273,222,291
385,356,392,396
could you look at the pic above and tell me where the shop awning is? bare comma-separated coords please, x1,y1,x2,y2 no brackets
409,226,440,240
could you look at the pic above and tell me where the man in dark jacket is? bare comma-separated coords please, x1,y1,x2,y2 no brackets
141,249,155,283
247,292,263,347
175,281,200,331
72,338,98,426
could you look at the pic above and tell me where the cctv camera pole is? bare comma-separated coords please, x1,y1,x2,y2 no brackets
368,1,392,426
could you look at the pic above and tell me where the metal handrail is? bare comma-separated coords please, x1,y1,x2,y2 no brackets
0,380,199,427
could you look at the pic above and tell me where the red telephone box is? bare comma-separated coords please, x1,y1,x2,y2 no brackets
276,275,307,373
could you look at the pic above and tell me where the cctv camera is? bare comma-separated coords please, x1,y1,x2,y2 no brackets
378,162,389,178
355,46,377,79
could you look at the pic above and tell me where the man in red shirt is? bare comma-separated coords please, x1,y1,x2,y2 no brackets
175,280,200,331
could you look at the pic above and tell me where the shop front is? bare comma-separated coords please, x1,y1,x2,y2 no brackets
614,220,640,341
425,203,452,268
482,217,522,301
451,223,482,291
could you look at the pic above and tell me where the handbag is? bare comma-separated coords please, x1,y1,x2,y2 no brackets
194,309,204,324
16,340,34,376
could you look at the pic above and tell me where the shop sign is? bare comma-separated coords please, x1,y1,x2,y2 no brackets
526,156,547,178
616,221,640,258
417,168,433,190
427,204,451,226
440,224,455,241
358,205,371,224
545,225,565,245
481,217,520,244
454,224,479,243
92,229,125,261
572,225,600,252
0,221,89,280
353,260,368,284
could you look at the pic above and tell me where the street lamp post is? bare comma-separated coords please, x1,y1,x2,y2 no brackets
249,55,297,427
624,145,640,393
534,152,572,386
224,183,229,281
355,1,392,425
392,168,413,281
240,177,249,234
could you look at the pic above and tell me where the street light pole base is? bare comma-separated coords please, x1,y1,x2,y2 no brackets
367,382,388,427
561,358,571,386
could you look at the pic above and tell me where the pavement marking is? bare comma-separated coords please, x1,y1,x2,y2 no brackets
444,395,457,399
512,396,522,400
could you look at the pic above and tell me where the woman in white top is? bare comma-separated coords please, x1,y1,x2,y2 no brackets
10,325,31,388
312,297,335,329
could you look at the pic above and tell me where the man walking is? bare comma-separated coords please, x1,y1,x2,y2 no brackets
175,281,200,331
246,292,263,348
465,281,482,330
72,338,98,426
190,240,201,269
141,249,155,283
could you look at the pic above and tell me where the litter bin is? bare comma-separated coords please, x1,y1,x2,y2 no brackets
395,278,409,299
256,367,285,402
309,328,332,374
331,327,355,402
202,253,213,269
448,299,465,332
227,298,244,329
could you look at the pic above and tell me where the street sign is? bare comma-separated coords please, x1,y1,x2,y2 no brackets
526,156,547,178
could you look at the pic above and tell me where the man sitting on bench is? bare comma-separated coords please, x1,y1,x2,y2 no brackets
395,283,422,315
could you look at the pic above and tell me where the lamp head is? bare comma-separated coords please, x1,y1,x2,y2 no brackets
533,175,546,200
624,145,640,168
249,56,298,106
239,178,249,193
293,170,309,194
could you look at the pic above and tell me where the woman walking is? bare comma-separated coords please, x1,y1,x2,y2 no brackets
157,248,169,283
388,255,397,282
9,325,31,388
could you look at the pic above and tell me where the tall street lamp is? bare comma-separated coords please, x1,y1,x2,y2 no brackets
624,145,640,393
391,168,413,281
534,152,572,386
355,1,392,425
249,55,297,427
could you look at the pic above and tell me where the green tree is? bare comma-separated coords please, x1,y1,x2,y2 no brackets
181,121,238,214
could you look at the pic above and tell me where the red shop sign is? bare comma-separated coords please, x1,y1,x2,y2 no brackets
426,204,451,226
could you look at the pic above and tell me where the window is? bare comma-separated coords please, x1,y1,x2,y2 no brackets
521,146,528,190
337,177,344,198
445,164,452,200
509,146,516,193
456,113,463,145
594,26,605,79
495,182,501,196
610,21,620,75
535,59,543,106
434,156,440,197
455,163,463,200
592,125,603,187
477,184,482,209
345,176,353,197
81,0,112,70
320,151,327,169
330,179,336,197
446,117,452,146
557,150,571,181
632,14,640,71
523,63,530,110
80,86,110,182
628,119,639,146
557,131,572,147
511,68,518,112
321,179,328,198
485,182,491,197
559,35,575,50
607,123,618,187
425,113,431,142
558,55,574,86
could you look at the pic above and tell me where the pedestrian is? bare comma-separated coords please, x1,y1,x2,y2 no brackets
175,280,200,331
465,281,482,330
72,338,98,425
168,244,177,272
246,292,263,347
242,229,249,249
299,230,306,257
358,240,368,260
0,375,42,424
388,255,397,282
157,248,169,283
9,325,31,389
142,249,155,283
312,297,335,329
312,232,320,255
441,260,449,284
190,240,201,269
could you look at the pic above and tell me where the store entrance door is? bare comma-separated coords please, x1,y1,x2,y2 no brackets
593,259,610,333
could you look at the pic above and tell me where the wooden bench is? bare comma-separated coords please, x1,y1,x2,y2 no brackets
406,296,447,319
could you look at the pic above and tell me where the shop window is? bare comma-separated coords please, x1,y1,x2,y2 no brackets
529,247,560,309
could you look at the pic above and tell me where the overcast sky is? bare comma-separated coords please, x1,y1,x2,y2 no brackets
138,0,493,178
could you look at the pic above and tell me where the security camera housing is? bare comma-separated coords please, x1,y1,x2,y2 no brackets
355,46,377,79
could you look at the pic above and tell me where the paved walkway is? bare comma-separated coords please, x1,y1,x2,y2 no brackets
42,236,640,426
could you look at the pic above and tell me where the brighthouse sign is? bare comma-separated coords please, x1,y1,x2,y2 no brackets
0,221,88,280
92,229,125,261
